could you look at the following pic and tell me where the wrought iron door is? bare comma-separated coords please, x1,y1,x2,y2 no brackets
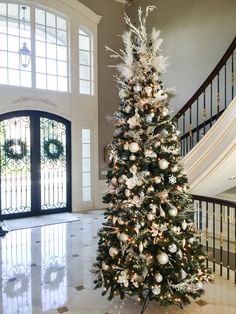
0,111,71,219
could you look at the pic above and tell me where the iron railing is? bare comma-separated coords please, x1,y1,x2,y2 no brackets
176,37,236,156
192,194,236,284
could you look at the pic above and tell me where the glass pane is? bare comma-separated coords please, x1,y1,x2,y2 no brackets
82,129,90,143
82,143,90,158
40,118,67,210
0,51,7,67
20,70,32,88
57,29,66,46
8,35,19,52
47,59,57,75
8,4,18,19
36,57,46,74
57,76,67,92
83,172,91,187
36,24,46,41
8,52,19,69
8,69,20,85
82,158,90,172
79,29,88,36
0,116,31,215
35,9,45,25
57,46,67,61
80,80,90,95
46,26,56,44
57,61,67,76
0,34,7,50
8,18,19,36
47,75,57,90
0,3,6,16
82,187,91,202
19,22,31,39
79,65,90,80
0,16,7,33
79,50,90,66
46,12,55,28
35,41,46,57
46,43,56,59
79,35,90,51
36,73,47,89
0,67,7,84
57,16,67,30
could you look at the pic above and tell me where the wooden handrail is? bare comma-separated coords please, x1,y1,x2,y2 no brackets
192,194,236,208
176,36,236,118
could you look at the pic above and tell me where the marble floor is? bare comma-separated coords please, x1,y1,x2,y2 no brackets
0,210,235,314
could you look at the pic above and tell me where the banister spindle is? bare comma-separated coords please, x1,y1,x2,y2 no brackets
232,52,234,100
203,90,206,135
196,98,199,142
220,204,223,276
213,202,216,272
224,64,227,109
206,201,209,268
227,206,230,280
217,74,220,117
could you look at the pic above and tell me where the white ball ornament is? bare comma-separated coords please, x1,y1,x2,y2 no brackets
109,247,118,257
154,176,162,184
129,154,136,161
102,262,109,271
158,159,169,170
123,143,129,150
157,252,169,265
129,142,140,153
168,207,178,217
161,107,169,117
133,84,142,92
168,243,177,253
125,189,131,197
171,165,178,172
155,273,163,283
119,233,129,242
147,213,155,221
152,286,161,295
119,89,127,99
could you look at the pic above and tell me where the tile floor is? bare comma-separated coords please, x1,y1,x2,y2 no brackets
0,210,235,314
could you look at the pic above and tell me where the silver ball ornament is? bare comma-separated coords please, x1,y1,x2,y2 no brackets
119,89,127,99
168,207,178,217
123,143,129,150
102,262,109,270
152,286,161,295
161,107,169,117
133,84,142,92
157,252,169,265
124,189,131,197
129,154,136,161
119,233,129,242
154,176,162,184
168,243,177,253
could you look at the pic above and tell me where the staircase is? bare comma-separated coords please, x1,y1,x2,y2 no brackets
175,37,236,284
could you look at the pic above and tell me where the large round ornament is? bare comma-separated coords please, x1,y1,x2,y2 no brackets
129,142,140,153
168,243,177,253
157,252,169,265
155,273,163,283
109,247,119,257
119,233,129,242
158,159,169,170
152,286,161,295
168,207,178,217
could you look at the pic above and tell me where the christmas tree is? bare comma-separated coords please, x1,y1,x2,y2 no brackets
94,6,213,312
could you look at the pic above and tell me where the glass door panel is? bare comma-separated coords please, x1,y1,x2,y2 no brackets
0,116,31,216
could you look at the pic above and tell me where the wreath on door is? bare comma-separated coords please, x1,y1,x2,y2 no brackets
44,139,64,161
2,139,28,160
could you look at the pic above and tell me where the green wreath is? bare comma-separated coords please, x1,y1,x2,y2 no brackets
44,139,64,161
2,139,28,160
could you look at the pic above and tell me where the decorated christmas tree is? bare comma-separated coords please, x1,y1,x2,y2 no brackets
94,6,213,312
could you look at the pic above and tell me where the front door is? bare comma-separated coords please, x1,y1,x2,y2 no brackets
0,111,71,219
